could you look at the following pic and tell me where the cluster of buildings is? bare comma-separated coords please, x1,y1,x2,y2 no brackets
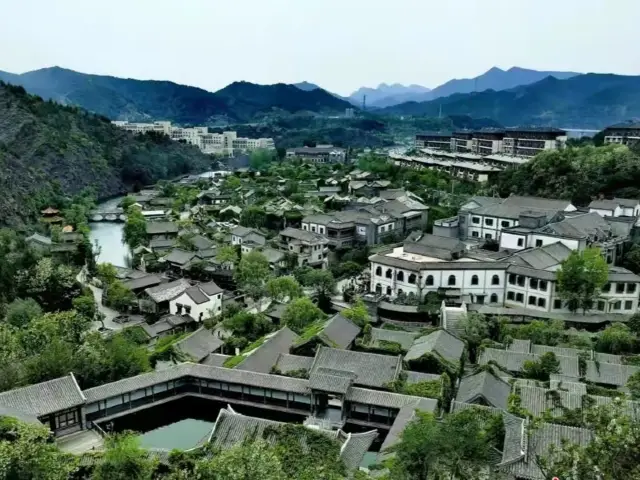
603,121,640,146
369,194,640,322
285,145,347,164
111,121,274,156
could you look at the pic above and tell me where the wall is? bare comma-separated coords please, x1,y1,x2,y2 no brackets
170,291,222,321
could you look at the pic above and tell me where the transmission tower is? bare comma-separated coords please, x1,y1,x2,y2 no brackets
362,94,366,111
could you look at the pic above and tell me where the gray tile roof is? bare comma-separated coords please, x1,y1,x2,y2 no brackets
175,327,226,362
146,222,179,235
261,247,285,264
198,281,223,296
280,227,328,244
531,345,586,358
456,371,511,410
191,235,214,250
309,368,356,394
507,242,572,269
478,348,580,377
310,347,402,389
121,274,163,291
235,327,299,374
201,354,232,367
0,374,85,417
26,233,52,245
184,286,210,304
145,279,191,303
318,313,361,349
210,407,372,472
538,212,611,239
149,238,175,249
549,377,587,394
348,387,436,410
274,354,314,374
584,360,640,387
506,264,556,281
588,198,621,210
163,248,196,266
370,328,416,351
404,330,465,364
404,371,442,384
469,195,573,221
507,339,531,353
0,406,42,425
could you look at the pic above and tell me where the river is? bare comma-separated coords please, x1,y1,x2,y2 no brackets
89,196,130,268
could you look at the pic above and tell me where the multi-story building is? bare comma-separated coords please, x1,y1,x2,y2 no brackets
450,131,474,152
502,127,567,158
111,122,274,156
414,131,452,151
285,145,347,163
588,198,640,218
278,227,329,268
390,151,501,183
603,122,640,146
369,238,640,316
471,129,505,156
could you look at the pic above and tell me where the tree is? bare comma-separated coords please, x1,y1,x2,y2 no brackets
216,245,238,269
266,276,303,302
221,176,242,192
458,313,489,363
623,244,640,275
195,440,286,480
234,251,271,300
341,298,370,327
508,319,565,346
92,433,156,480
97,262,118,285
522,351,560,381
104,280,135,311
628,313,640,336
282,298,325,334
556,247,608,313
224,311,273,343
16,258,79,312
538,400,640,480
596,322,637,354
3,298,43,328
303,269,336,310
0,417,77,480
72,294,97,322
120,195,137,211
239,206,267,229
627,371,640,400
123,206,147,248
249,149,275,171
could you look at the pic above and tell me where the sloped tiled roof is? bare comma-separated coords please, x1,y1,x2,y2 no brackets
201,354,232,367
184,286,209,304
198,281,223,296
310,347,402,389
455,371,511,410
507,339,531,353
146,222,179,235
317,313,361,349
0,374,85,417
507,242,572,269
370,328,416,351
175,327,225,362
145,279,191,303
584,360,640,387
121,274,163,291
404,371,441,384
163,249,196,266
235,327,299,374
274,354,314,374
479,348,580,377
404,330,465,364
309,368,356,394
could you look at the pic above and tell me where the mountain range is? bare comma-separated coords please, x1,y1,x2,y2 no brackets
0,67,353,124
378,73,640,128
344,67,579,108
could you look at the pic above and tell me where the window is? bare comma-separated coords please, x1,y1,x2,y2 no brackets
597,300,605,311
507,291,515,301
517,276,525,287
628,283,637,294
386,286,392,296
508,274,516,285
516,293,524,303
375,266,382,276
472,217,480,224
602,283,611,293
385,269,393,279
490,293,498,303
539,281,547,292
492,275,500,286
185,305,191,315
397,289,404,296
448,275,456,286
55,409,79,429
311,226,316,232
484,233,492,240
501,220,510,228
425,275,434,286
625,300,633,310
472,231,479,238
612,301,622,311
528,295,537,305
375,283,382,294
517,238,524,247
616,283,625,294
471,275,479,286
553,299,562,309
529,278,538,289
485,218,494,226
408,274,417,284
302,224,308,230
535,239,543,247
537,298,546,308
397,271,404,282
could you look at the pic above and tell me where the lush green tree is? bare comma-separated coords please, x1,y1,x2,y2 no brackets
538,400,640,480
221,176,242,192
266,276,303,302
3,298,43,328
249,149,275,171
556,247,608,313
96,262,119,285
196,440,286,480
16,258,79,311
303,269,336,310
92,433,156,480
123,206,147,248
104,280,135,311
72,294,97,322
234,251,271,300
282,298,325,334
341,298,370,327
508,319,565,346
596,322,637,354
216,245,238,268
120,195,137,210
239,206,267,229
458,313,489,363
622,244,640,275
628,313,640,336
522,351,560,381
224,311,273,343
0,417,77,480
627,371,640,400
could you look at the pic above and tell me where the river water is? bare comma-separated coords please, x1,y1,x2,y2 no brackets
89,196,130,268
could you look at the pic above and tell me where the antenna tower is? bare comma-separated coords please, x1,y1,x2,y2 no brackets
362,94,366,111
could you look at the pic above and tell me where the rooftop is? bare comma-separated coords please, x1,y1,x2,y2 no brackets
145,279,191,303
0,374,85,417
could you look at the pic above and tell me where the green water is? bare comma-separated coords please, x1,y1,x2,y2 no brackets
137,419,214,450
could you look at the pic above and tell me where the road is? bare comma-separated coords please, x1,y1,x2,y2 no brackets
76,269,122,331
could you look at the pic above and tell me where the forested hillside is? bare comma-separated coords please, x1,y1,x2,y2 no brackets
0,82,212,224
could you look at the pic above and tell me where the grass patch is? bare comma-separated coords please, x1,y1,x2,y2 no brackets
295,320,327,345
223,355,246,368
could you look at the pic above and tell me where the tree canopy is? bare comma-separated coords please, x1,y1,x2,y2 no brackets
556,248,608,313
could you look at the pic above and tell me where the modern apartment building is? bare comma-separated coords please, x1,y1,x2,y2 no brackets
471,129,505,156
111,121,274,156
450,131,474,152
414,131,452,151
603,122,640,146
502,127,567,158
285,145,347,163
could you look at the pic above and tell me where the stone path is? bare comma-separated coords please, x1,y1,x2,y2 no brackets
76,269,122,331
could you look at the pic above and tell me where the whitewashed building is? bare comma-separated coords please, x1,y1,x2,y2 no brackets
169,282,224,321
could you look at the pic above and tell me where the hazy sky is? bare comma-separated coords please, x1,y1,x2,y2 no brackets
1,0,637,96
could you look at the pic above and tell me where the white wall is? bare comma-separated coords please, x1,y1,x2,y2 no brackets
500,232,527,250
529,234,580,251
170,290,222,321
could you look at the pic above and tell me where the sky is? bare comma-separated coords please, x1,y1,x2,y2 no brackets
0,0,638,96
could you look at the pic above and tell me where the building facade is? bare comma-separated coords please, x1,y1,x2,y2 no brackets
286,146,347,163
603,122,640,146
